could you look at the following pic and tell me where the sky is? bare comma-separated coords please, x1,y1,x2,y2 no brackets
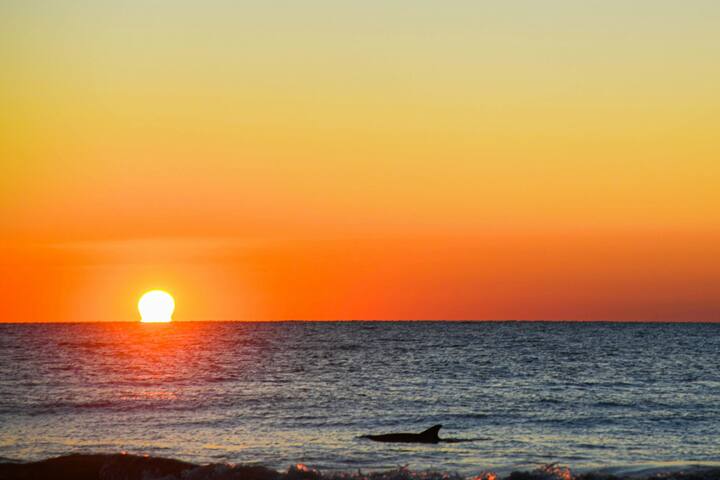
1,1,719,322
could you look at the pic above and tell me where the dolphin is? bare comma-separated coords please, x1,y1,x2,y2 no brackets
361,424,443,443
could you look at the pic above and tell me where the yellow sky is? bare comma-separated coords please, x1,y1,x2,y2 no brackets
1,1,719,321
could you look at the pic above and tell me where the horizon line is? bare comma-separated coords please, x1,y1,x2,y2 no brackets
1,319,718,325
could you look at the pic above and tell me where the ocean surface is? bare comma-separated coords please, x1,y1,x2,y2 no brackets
1,321,719,477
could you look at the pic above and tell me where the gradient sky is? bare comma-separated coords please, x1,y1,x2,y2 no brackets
1,1,719,322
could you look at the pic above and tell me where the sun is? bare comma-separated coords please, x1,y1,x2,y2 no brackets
138,290,175,323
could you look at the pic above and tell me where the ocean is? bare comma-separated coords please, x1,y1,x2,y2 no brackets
1,321,719,479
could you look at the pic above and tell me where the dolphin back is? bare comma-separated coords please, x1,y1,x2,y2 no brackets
361,425,443,443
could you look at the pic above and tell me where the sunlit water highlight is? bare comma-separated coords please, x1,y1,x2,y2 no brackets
0,322,718,476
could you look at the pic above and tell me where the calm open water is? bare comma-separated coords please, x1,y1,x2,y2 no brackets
0,322,719,475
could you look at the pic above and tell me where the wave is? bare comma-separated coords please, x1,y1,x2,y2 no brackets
1,454,720,480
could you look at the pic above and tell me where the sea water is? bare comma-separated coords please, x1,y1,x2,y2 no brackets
0,321,719,476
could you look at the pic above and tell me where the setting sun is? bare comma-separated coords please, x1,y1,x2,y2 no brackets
138,290,175,323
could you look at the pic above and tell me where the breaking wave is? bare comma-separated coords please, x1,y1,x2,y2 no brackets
1,454,719,480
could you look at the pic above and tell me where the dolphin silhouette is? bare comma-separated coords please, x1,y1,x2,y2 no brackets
361,424,443,443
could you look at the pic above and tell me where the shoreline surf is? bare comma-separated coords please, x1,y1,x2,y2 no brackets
2,453,720,480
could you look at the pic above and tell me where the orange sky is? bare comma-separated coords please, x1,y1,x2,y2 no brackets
1,1,719,322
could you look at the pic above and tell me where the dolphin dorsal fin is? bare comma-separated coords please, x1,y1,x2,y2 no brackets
420,424,442,439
